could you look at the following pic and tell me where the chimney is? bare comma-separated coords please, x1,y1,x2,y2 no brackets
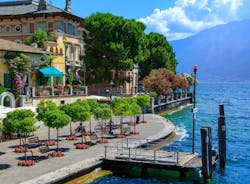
38,0,47,11
65,0,72,13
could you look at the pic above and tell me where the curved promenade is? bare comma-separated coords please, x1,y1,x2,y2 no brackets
0,114,175,184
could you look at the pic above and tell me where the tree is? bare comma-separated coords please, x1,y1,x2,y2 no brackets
83,13,148,84
36,100,58,140
60,101,90,136
24,30,50,48
45,110,71,152
93,104,112,139
86,99,99,132
142,68,173,96
139,32,178,80
3,109,36,147
136,95,150,123
19,117,37,160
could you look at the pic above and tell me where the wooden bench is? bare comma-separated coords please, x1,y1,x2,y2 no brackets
30,146,53,160
27,136,42,148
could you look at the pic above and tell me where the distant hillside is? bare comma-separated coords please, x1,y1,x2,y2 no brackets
171,19,250,82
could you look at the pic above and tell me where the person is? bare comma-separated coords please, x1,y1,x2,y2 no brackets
76,123,86,135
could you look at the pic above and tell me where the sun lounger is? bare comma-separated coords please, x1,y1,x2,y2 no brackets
27,136,42,148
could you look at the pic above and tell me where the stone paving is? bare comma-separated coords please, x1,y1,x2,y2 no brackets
0,114,175,184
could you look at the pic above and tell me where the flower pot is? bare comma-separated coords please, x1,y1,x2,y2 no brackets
51,151,64,157
76,143,89,149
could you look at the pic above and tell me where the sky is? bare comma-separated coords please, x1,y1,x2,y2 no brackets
1,0,250,40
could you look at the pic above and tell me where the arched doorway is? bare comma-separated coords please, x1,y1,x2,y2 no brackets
0,92,16,108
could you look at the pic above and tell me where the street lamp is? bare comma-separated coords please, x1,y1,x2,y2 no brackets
192,65,197,154
109,80,115,135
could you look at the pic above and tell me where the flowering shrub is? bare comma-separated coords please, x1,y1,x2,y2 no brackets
115,134,125,139
18,160,35,167
14,146,28,153
76,143,89,149
66,135,78,141
51,151,64,157
54,84,63,89
43,140,56,146
97,138,109,143
64,84,70,89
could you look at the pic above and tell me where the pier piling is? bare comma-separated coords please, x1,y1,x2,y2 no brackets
218,105,226,168
201,126,212,180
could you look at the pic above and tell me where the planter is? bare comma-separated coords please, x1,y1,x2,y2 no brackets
18,160,35,167
51,151,64,157
115,134,125,139
130,131,140,135
129,122,136,126
14,146,28,153
140,120,147,124
97,138,109,143
43,140,56,146
76,143,89,149
66,136,78,141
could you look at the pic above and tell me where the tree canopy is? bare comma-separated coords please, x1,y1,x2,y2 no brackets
45,110,71,129
83,13,148,84
139,32,178,80
24,30,50,48
36,100,58,121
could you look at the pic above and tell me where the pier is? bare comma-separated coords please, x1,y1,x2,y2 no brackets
102,138,217,178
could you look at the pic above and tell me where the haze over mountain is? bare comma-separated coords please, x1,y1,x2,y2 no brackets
171,19,250,82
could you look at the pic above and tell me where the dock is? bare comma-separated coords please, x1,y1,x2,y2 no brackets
101,138,218,178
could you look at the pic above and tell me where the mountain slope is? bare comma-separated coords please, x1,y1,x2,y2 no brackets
171,19,250,82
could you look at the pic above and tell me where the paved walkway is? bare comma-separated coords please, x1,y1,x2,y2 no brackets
0,114,175,184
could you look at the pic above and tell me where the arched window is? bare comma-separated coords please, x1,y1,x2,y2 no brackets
60,48,63,54
50,47,54,53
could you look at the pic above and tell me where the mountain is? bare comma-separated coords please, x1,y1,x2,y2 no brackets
170,19,250,82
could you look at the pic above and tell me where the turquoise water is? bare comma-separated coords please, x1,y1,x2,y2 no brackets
91,83,250,183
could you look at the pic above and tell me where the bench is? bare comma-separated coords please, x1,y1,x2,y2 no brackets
30,146,53,161
27,136,42,148
84,135,97,145
122,127,131,136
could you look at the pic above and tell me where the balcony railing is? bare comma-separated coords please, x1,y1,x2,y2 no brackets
31,85,88,98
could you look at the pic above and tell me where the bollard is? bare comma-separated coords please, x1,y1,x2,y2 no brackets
104,146,107,158
218,116,226,168
176,151,179,164
201,126,212,180
128,148,131,160
154,150,156,162
126,138,129,148
219,104,224,116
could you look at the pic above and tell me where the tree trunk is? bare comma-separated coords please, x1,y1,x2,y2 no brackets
48,127,50,140
81,122,84,144
57,129,59,152
19,133,22,147
24,133,27,161
70,123,72,136
89,118,92,133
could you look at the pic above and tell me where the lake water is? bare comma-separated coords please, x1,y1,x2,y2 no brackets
90,83,250,183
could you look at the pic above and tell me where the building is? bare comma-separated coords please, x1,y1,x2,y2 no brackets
0,0,85,83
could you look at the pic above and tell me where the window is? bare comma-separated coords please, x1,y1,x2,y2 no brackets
36,22,46,31
48,22,54,32
60,100,65,105
57,21,63,31
64,23,67,33
29,23,35,33
75,25,79,36
67,23,72,35
72,25,75,36
3,72,11,88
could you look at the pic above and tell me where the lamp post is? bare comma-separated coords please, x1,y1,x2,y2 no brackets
192,65,197,154
109,80,115,135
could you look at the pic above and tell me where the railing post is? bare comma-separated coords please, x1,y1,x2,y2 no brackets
128,148,131,160
126,138,129,148
104,146,107,158
51,87,55,96
176,151,179,164
154,150,156,162
218,104,226,168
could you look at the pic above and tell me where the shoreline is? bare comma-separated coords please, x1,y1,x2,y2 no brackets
0,114,176,184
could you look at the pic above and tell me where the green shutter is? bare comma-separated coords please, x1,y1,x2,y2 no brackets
3,73,11,88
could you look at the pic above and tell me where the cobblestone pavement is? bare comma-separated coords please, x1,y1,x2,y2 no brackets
0,114,175,184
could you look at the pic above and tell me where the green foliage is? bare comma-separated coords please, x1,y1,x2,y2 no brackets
150,91,158,98
0,121,3,131
36,100,58,121
86,99,99,113
93,104,112,120
83,13,148,84
136,95,150,108
139,32,178,80
44,110,71,129
0,87,7,94
60,101,91,122
24,30,50,48
112,98,132,117
130,102,142,116
69,72,74,86
3,109,35,133
19,117,37,134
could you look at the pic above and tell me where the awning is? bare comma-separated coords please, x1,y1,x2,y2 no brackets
39,67,64,77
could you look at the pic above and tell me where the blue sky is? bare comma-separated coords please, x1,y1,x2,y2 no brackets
2,0,250,40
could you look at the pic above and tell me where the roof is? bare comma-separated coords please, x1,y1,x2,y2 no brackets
39,66,64,77
0,0,83,25
0,38,48,54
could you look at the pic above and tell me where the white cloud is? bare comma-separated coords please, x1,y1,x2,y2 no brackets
139,0,248,40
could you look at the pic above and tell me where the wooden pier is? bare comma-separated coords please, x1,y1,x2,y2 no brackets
102,139,218,178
